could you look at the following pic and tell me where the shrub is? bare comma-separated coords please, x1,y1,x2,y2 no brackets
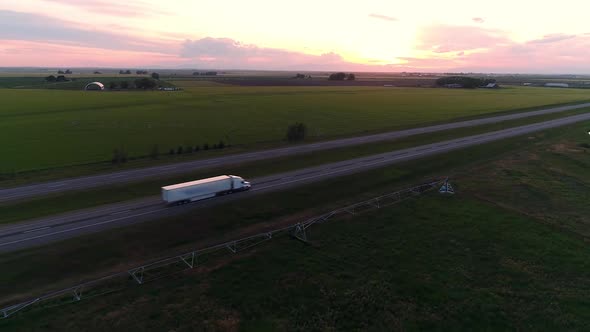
286,122,307,142
149,145,159,160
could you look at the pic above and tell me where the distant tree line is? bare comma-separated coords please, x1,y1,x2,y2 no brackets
118,70,152,75
293,73,312,79
328,72,356,81
57,69,72,74
108,77,159,90
436,76,496,89
192,71,218,76
45,75,70,82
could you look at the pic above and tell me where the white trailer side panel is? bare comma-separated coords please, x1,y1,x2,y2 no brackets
162,176,232,203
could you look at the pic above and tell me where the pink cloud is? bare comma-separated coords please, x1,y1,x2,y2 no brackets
368,14,398,22
42,0,170,17
417,25,509,53
472,17,485,24
400,25,590,73
180,37,354,70
0,40,182,67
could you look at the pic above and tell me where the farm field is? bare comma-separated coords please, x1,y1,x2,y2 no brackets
1,120,589,330
2,85,590,173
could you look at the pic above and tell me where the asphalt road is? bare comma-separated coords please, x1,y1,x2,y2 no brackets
1,112,590,252
2,102,590,203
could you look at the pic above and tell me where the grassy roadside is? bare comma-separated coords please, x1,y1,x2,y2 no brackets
2,107,590,224
1,120,588,306
1,121,590,330
2,97,590,187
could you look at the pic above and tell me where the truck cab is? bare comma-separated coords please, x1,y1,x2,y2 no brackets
229,175,252,191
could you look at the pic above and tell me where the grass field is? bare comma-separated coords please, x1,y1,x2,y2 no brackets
1,120,589,330
2,86,590,173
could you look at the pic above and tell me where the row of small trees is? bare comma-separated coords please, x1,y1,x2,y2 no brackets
111,122,308,165
112,141,228,164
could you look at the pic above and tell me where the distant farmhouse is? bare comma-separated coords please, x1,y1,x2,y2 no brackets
85,82,105,91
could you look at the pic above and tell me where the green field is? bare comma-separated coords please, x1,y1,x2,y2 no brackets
2,86,590,172
1,120,589,330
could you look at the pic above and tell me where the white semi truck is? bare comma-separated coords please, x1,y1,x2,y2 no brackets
161,175,251,205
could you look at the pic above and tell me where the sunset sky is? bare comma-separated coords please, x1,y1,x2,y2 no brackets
1,0,589,73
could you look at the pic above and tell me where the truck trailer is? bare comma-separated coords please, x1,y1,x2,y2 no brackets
161,175,251,205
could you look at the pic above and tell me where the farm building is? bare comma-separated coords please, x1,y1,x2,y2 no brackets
545,83,569,88
84,82,105,91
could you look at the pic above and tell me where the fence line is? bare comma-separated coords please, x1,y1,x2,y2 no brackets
1,177,445,319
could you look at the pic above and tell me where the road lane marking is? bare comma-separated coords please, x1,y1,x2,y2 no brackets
110,210,131,215
0,207,169,247
22,226,50,234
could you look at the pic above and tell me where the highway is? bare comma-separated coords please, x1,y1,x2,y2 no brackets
2,102,590,203
1,112,590,252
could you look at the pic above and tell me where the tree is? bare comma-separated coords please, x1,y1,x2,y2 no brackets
218,140,226,149
58,70,65,74
294,73,305,79
194,145,200,152
347,73,356,81
151,72,160,80
176,146,183,154
109,82,118,90
328,72,347,81
112,148,128,164
134,78,157,89
192,72,200,76
45,75,57,82
120,81,129,89
65,69,72,74
436,76,488,89
286,122,307,142
186,145,193,153
149,144,159,160
56,75,68,82
203,143,209,150
169,148,175,155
